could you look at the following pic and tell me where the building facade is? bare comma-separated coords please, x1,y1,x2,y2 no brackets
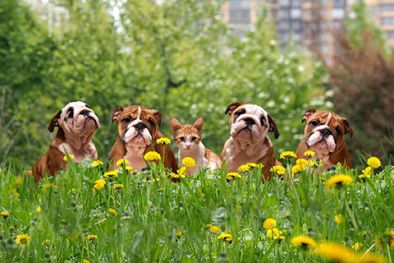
365,0,394,45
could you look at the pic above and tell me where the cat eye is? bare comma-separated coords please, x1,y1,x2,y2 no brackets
123,116,132,124
191,136,197,141
309,120,320,127
179,137,185,142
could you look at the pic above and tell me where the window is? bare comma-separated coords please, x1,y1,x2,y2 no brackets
229,9,251,24
291,8,302,18
381,4,394,12
333,0,345,8
387,31,394,39
229,0,250,10
280,0,290,6
292,19,302,30
278,20,289,30
333,9,344,19
279,9,289,18
381,17,394,25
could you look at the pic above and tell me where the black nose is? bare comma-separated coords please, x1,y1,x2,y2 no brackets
321,128,332,137
80,110,90,117
244,118,255,126
134,122,147,131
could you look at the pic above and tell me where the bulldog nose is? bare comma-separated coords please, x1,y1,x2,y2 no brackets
80,110,90,117
244,118,255,126
134,122,147,131
321,128,332,137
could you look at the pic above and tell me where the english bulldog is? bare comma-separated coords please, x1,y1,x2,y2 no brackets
109,105,178,172
221,102,280,180
31,101,100,182
296,109,353,169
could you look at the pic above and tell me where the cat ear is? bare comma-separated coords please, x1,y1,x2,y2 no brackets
171,118,183,132
193,117,204,131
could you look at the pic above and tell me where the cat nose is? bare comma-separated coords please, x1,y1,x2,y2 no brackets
186,145,191,149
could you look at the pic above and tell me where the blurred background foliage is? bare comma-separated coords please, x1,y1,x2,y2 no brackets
0,0,392,166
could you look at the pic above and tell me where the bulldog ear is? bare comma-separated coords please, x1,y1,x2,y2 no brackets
302,109,316,123
112,107,124,122
343,118,353,137
225,102,242,115
193,117,204,131
268,114,280,139
171,118,183,132
48,110,62,132
152,109,161,127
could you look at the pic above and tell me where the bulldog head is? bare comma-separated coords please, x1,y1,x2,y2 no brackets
301,109,353,155
48,101,100,136
225,102,279,148
112,105,161,148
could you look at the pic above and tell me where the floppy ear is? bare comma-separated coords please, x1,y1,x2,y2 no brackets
171,118,183,132
225,102,242,115
193,117,204,132
48,110,62,132
151,109,161,127
302,109,316,123
112,107,124,122
268,114,279,139
343,118,353,137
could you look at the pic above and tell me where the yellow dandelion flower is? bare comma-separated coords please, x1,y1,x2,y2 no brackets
376,230,394,248
335,214,345,224
82,259,91,263
291,235,317,249
15,234,31,246
176,229,183,238
326,174,353,188
113,184,124,190
93,179,106,190
303,150,315,158
296,158,308,167
226,172,241,181
41,239,50,245
182,157,196,168
170,172,180,179
36,206,42,213
359,253,387,263
116,159,129,167
63,154,75,161
279,151,297,160
206,224,221,234
42,183,56,191
156,137,171,145
85,234,97,241
263,218,277,229
315,242,358,263
270,165,286,176
125,165,133,171
352,242,362,251
91,160,103,167
361,167,372,179
217,233,233,243
307,160,317,167
144,151,161,161
104,171,118,178
108,208,119,216
367,157,381,169
292,164,306,174
238,164,251,173
1,211,10,218
267,228,281,240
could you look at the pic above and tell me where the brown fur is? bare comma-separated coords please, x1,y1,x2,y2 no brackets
296,109,352,169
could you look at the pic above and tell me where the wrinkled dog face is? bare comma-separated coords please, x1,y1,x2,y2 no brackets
225,102,279,146
48,101,100,135
302,109,353,155
112,105,161,148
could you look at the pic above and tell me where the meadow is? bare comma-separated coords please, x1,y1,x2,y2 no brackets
0,151,392,262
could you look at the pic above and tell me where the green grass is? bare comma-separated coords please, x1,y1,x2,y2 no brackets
0,159,393,262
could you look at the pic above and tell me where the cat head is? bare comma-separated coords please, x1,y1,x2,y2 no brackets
171,117,204,151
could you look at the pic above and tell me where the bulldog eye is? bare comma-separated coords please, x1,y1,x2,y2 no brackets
335,126,341,134
67,108,74,118
148,119,155,127
234,109,246,117
309,120,320,127
123,117,132,124
260,116,266,126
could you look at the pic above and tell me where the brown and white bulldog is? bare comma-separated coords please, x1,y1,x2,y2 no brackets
296,109,353,169
109,105,178,172
221,102,280,180
31,101,100,182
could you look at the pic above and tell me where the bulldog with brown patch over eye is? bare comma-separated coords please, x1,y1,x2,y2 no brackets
296,109,353,169
31,101,100,182
109,105,178,172
221,102,280,180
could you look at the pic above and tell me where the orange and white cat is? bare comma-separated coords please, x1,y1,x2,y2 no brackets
171,117,222,175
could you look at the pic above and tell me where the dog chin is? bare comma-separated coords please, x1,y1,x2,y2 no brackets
124,130,151,147
232,126,263,144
